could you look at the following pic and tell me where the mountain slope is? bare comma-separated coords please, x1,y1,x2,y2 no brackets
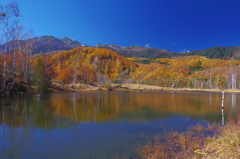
2,35,240,60
38,47,139,84
96,44,240,60
95,44,178,58
180,46,240,60
0,36,87,54
32,36,87,54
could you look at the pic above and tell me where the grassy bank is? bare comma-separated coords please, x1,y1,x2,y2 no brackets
5,82,240,97
137,121,240,159
202,121,240,158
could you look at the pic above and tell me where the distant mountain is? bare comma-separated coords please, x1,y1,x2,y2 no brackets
2,35,240,60
95,44,178,58
95,44,240,60
31,36,87,54
30,39,240,59
0,36,87,54
180,46,240,60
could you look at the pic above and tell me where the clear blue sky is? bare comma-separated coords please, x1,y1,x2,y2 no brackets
1,0,240,52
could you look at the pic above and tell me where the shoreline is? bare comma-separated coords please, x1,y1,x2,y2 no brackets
49,83,240,94
3,83,240,96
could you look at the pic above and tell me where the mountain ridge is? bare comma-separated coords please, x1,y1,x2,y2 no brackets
0,35,88,54
1,35,240,60
95,44,178,58
180,46,240,60
32,36,87,53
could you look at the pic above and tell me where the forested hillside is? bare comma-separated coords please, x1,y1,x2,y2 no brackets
1,45,240,94
95,44,240,60
33,48,240,91
95,44,178,58
32,47,138,89
131,56,240,89
181,46,240,60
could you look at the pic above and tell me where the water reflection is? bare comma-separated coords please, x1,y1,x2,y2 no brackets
1,91,240,129
0,91,240,158
231,93,237,108
222,91,225,125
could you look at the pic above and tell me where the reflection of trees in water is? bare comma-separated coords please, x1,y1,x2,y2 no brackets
231,93,236,108
226,93,240,119
222,91,225,125
1,97,6,158
72,93,78,122
0,97,24,158
1,92,240,129
209,93,212,106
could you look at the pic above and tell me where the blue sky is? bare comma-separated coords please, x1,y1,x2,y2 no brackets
1,0,240,52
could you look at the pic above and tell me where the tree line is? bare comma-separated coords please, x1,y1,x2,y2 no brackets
132,56,240,90
31,48,240,91
0,1,34,94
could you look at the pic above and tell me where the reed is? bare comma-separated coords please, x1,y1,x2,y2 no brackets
137,124,220,159
202,122,240,158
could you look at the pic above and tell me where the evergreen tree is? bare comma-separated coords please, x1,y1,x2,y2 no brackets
33,57,49,92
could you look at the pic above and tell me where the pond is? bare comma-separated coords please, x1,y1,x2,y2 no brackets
0,90,239,159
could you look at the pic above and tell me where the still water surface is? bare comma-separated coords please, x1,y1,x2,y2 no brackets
0,91,240,158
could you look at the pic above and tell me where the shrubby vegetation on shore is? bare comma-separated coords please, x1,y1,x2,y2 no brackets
138,120,240,159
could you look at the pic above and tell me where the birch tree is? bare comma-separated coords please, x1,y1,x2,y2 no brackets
71,54,80,88
22,30,35,83
0,4,11,91
9,1,20,79
0,1,32,92
230,64,238,90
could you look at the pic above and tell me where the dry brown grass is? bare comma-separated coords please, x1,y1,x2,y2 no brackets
202,122,240,158
138,124,220,159
138,121,240,159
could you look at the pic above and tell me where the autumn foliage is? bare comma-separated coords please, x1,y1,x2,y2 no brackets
131,55,240,89
2,45,240,92
32,47,138,86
